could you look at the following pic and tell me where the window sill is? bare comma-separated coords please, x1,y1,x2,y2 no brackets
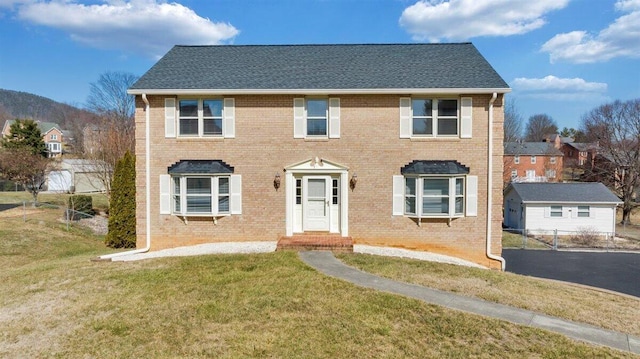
405,214,464,227
176,136,225,141
409,137,461,142
303,137,330,142
172,213,230,224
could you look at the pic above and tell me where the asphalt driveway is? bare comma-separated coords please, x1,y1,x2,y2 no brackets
503,249,640,297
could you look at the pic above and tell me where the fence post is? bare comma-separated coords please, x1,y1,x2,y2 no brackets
553,229,558,250
23,201,26,222
66,208,70,231
522,229,527,249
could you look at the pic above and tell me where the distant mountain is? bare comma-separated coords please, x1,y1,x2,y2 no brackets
0,89,97,131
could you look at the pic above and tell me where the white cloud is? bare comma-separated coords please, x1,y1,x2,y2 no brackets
512,76,607,92
399,0,569,42
511,75,609,103
541,0,640,63
15,0,238,58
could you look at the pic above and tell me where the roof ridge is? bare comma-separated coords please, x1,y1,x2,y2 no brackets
173,42,473,48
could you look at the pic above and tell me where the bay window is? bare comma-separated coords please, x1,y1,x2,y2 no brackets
404,176,465,217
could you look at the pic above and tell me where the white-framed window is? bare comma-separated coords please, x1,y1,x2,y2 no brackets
514,155,520,164
51,134,58,140
550,206,563,217
294,97,340,139
160,174,241,216
579,158,585,166
165,98,234,138
577,206,590,217
47,142,61,153
531,156,536,164
546,170,556,179
404,176,465,217
400,97,472,139
511,170,518,178
411,98,458,137
550,156,556,164
178,99,223,137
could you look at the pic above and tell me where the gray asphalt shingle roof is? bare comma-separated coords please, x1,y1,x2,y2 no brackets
508,183,621,204
130,43,510,91
504,142,563,156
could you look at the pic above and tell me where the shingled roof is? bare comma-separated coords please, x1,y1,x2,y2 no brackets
504,142,563,156
130,43,510,93
507,183,621,204
168,160,234,174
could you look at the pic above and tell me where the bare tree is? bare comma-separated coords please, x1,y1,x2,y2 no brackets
581,98,640,224
524,114,558,142
84,71,139,200
504,98,523,142
0,148,51,205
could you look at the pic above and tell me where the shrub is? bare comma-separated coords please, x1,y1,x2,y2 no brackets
105,151,136,248
570,227,600,247
68,195,94,220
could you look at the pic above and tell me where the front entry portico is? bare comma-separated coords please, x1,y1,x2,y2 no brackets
284,158,349,237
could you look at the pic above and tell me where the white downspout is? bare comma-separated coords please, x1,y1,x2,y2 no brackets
100,93,151,259
486,92,506,270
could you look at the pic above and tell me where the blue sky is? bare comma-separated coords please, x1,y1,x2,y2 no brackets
1,0,639,131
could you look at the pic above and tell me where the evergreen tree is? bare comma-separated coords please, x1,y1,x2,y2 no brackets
2,119,47,157
105,151,136,248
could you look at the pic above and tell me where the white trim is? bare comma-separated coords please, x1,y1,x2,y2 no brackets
460,97,472,138
129,88,511,95
164,98,176,138
328,98,340,138
159,174,171,214
223,98,235,138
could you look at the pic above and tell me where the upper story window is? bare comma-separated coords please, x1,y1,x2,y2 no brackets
294,98,340,139
514,155,520,164
550,156,556,164
51,134,58,140
164,98,235,139
411,99,458,137
179,99,223,137
531,156,536,164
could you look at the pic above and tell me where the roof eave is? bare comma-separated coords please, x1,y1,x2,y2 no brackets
128,88,512,96
521,201,622,205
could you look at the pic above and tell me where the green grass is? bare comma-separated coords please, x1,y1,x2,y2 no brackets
502,230,550,249
0,190,109,212
0,207,637,358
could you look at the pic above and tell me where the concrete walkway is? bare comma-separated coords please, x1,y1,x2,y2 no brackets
299,251,640,355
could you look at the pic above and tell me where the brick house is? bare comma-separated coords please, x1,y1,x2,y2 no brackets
119,43,510,268
2,120,64,157
504,142,563,185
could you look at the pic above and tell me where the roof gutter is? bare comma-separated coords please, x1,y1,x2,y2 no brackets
486,92,506,270
128,88,511,96
99,93,151,260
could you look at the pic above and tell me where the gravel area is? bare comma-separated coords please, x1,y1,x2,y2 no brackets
354,245,487,268
76,216,108,235
103,241,484,268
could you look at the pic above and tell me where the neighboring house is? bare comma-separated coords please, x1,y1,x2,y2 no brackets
544,134,573,149
1,120,64,157
561,142,598,169
47,159,108,193
503,182,621,235
126,43,511,268
504,142,563,185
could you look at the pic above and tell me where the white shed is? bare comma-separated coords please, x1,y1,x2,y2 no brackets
503,182,621,235
47,159,109,193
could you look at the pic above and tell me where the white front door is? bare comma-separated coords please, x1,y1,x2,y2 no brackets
303,176,331,231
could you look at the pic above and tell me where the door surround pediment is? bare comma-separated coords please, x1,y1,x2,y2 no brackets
284,157,349,173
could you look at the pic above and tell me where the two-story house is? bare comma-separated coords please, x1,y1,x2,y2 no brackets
504,142,563,185
120,43,510,268
1,120,64,157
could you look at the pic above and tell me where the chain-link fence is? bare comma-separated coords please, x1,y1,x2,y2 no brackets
503,228,640,251
0,200,107,235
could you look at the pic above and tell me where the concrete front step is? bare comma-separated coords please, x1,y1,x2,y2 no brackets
277,234,353,252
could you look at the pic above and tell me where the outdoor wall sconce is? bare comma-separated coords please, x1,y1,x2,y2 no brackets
350,173,358,190
273,173,281,191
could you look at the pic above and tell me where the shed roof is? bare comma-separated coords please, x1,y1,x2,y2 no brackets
130,43,510,93
507,183,621,204
504,142,563,156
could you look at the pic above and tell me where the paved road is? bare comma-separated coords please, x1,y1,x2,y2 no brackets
503,249,640,297
0,203,20,212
